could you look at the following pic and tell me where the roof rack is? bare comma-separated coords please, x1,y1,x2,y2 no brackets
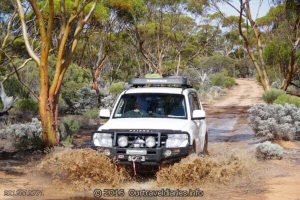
128,77,192,88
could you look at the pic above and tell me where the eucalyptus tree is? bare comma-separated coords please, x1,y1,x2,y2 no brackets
125,0,210,75
213,0,299,91
74,0,145,95
15,0,105,146
251,1,299,90
212,0,271,90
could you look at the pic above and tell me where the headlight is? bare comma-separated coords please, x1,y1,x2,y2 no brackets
118,136,128,147
145,136,156,148
93,133,113,147
166,134,189,148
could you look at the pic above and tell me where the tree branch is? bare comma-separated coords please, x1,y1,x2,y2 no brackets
16,0,40,65
2,57,33,83
0,49,39,100
28,0,47,41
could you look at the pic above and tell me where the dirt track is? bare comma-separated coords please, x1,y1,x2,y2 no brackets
211,79,264,107
1,78,300,200
206,79,300,200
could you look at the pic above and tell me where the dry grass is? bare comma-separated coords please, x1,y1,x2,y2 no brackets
156,152,254,187
38,148,130,189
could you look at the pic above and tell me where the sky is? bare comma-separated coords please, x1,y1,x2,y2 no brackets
218,0,272,19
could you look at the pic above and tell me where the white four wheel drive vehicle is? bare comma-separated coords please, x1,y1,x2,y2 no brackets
92,77,208,166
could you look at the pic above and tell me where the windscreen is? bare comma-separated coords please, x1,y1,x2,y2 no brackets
114,93,187,119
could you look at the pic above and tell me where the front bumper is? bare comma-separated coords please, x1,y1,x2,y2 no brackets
91,130,193,165
92,146,193,165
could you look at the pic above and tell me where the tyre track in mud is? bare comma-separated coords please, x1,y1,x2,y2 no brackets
205,79,264,146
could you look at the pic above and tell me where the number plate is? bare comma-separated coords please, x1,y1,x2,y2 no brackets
126,149,147,155
128,156,145,162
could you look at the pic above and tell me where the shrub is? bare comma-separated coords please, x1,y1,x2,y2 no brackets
59,116,81,144
3,76,29,98
210,71,236,88
101,95,117,110
274,94,300,107
14,99,38,115
0,118,43,150
197,55,236,76
235,58,255,78
248,104,300,140
83,108,99,118
256,141,284,160
262,89,285,104
109,83,124,95
61,63,91,113
223,77,236,88
198,86,226,101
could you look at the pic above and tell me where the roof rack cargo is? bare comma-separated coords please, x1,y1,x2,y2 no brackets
129,77,191,88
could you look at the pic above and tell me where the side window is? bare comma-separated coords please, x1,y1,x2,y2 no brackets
188,93,200,114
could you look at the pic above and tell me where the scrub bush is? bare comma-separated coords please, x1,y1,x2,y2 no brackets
0,118,43,150
59,116,81,144
262,89,285,104
223,77,236,88
14,99,38,115
210,70,236,88
248,104,300,140
83,108,99,118
60,63,91,113
274,94,300,107
109,83,125,95
256,141,284,160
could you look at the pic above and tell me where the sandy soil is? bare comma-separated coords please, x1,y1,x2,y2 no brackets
211,78,264,107
0,78,300,200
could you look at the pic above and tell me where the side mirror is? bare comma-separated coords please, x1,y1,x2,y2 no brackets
192,110,206,120
99,109,110,119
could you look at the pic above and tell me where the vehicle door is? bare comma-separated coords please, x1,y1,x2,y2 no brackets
189,93,205,136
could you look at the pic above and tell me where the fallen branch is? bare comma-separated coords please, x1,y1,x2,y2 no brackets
286,92,300,97
290,81,300,88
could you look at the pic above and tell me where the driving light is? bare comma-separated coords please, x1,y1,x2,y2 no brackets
164,150,172,157
145,136,156,148
118,136,128,147
166,134,189,148
93,133,112,147
104,149,111,156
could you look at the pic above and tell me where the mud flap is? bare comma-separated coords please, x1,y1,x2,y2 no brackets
193,139,201,155
199,120,207,153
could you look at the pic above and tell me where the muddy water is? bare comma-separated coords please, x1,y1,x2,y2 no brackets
206,105,257,145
